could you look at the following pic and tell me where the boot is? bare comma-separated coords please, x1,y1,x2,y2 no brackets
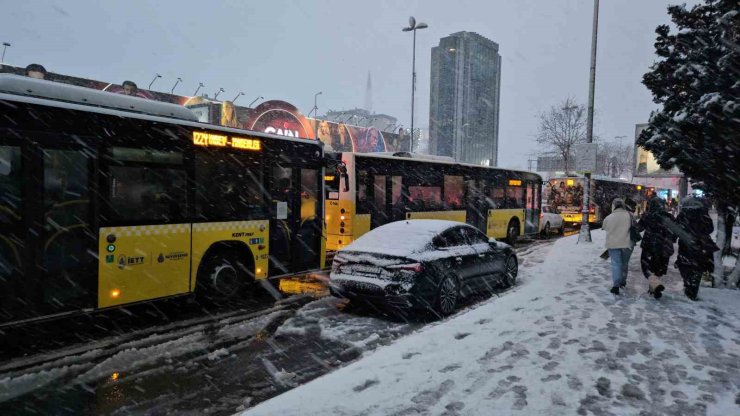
648,276,664,299
610,286,620,295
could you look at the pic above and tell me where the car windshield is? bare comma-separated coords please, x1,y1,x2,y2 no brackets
2,1,738,415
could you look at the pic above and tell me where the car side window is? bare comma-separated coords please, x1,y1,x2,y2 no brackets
438,228,467,248
462,227,488,245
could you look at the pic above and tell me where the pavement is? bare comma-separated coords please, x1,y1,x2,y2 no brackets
245,231,740,416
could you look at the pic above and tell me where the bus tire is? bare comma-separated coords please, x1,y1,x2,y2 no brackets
197,249,254,303
506,219,520,244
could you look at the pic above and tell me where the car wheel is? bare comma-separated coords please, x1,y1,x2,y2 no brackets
435,275,459,317
558,224,565,235
506,220,520,244
503,255,518,288
541,222,550,238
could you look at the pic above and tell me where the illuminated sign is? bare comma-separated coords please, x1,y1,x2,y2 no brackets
324,175,336,181
566,179,574,186
193,132,261,151
508,179,522,186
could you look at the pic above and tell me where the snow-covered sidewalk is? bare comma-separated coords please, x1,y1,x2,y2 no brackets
244,232,740,416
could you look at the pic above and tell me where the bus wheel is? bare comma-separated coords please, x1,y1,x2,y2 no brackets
198,250,252,303
506,220,520,244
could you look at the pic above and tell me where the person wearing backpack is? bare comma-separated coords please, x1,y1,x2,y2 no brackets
635,197,676,299
674,197,719,300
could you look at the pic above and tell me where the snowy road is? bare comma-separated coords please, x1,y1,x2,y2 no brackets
0,239,556,415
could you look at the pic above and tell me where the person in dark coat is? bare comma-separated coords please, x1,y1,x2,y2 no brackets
674,197,719,301
635,197,676,299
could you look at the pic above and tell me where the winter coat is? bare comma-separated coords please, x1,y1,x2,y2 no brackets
674,207,717,272
635,209,676,276
636,210,676,256
602,208,632,249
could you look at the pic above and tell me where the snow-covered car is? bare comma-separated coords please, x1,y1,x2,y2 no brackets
539,204,565,236
328,220,518,317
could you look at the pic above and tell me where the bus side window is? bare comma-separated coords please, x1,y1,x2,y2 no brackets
43,149,90,228
0,146,22,225
356,170,369,214
443,175,464,210
109,165,187,222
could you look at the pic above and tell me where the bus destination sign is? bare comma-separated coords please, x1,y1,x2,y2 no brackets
193,132,261,151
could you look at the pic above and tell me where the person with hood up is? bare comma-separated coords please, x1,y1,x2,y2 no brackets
602,198,633,295
674,197,719,300
635,197,676,298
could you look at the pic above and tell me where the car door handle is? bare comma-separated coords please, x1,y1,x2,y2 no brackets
455,257,463,263
478,254,486,258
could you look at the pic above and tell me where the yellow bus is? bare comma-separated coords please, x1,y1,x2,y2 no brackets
324,152,543,254
546,175,649,226
0,74,325,326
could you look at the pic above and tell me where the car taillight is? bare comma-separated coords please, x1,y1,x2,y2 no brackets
589,207,595,214
539,213,544,218
388,263,424,273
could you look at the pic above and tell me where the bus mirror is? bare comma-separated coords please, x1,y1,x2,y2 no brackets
337,164,349,192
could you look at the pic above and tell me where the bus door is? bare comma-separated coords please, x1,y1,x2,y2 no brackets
465,179,487,232
38,146,97,313
524,180,538,234
269,166,322,275
296,168,321,272
0,145,30,322
269,166,295,275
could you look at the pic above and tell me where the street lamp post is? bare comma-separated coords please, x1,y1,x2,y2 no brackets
214,88,225,100
403,16,428,153
1,42,10,64
148,73,162,90
170,77,182,94
194,82,204,96
249,96,263,107
313,91,322,138
579,0,600,244
232,92,245,103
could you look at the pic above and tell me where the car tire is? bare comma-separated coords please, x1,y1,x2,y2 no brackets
558,224,565,235
503,255,518,288
434,275,459,317
541,222,550,239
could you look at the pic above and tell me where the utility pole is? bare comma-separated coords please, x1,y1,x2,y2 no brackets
579,0,599,244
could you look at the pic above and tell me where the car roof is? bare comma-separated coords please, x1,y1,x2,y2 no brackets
340,220,467,257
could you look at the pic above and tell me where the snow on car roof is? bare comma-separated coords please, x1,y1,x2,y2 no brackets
340,220,463,256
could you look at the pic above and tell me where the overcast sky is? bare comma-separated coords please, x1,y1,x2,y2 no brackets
1,0,693,169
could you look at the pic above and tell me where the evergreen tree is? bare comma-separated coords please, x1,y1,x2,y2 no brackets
639,0,739,207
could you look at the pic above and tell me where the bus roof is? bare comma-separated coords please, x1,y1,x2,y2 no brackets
0,74,198,121
0,75,323,149
340,151,542,178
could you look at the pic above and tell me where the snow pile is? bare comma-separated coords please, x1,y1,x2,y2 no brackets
244,232,740,416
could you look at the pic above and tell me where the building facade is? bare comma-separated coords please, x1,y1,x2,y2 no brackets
429,31,501,166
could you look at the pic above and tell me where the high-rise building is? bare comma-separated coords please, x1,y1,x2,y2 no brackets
429,31,502,166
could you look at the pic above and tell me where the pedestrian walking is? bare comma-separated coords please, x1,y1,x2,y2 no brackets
674,197,719,301
602,198,633,295
635,197,676,299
